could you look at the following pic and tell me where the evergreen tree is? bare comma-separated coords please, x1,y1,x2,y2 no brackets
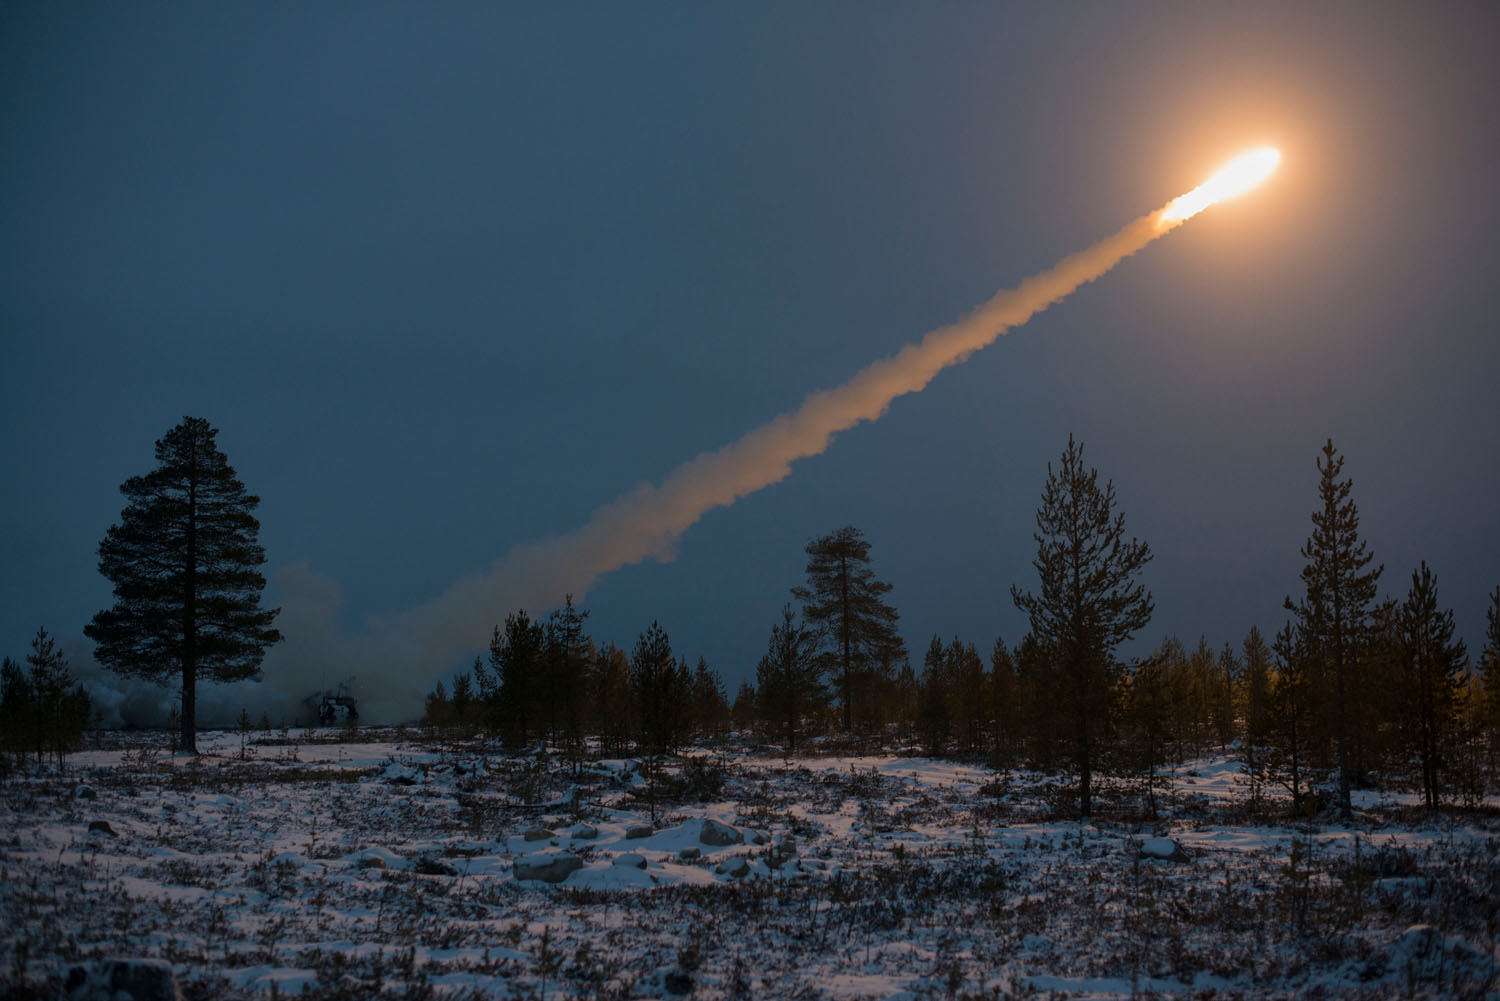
1397,562,1467,811
590,642,634,756
666,657,696,750
631,622,677,752
1183,637,1218,759
1011,434,1153,818
1481,586,1500,772
25,628,91,767
730,680,758,731
1241,627,1274,808
917,636,955,756
885,655,916,746
1265,622,1313,815
544,596,591,762
1014,632,1064,768
755,605,823,753
631,621,677,819
0,657,34,768
792,526,905,733
947,638,988,755
989,638,1022,765
422,680,452,730
1213,642,1239,749
490,610,545,748
85,417,281,754
1284,438,1383,818
450,670,473,729
1123,653,1172,818
690,657,730,739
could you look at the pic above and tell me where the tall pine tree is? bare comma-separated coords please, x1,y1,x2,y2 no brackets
1011,435,1153,818
792,526,904,733
1284,439,1382,818
86,417,280,754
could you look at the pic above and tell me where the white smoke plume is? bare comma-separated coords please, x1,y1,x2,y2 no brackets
258,205,1190,722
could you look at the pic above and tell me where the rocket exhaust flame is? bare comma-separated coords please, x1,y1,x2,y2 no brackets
1159,147,1281,226
268,148,1281,721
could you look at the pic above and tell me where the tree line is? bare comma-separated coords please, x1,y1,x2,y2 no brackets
8,413,1495,820
0,628,92,771
420,435,1500,819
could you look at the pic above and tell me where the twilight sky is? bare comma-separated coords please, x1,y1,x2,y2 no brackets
3,2,1497,723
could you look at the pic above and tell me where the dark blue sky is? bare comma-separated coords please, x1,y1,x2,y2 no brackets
3,2,1497,718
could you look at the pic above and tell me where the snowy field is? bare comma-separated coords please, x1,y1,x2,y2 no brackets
3,730,1497,999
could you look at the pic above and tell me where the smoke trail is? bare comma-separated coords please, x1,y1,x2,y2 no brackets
265,204,1190,721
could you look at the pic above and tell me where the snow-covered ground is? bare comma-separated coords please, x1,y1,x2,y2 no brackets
3,730,1496,999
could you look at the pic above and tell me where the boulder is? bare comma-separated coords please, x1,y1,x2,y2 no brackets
381,763,420,785
698,819,742,846
715,857,750,878
64,958,182,1001
523,828,556,842
625,824,654,840
678,847,701,861
1139,837,1190,862
358,855,386,870
87,820,118,837
614,852,647,869
570,824,599,841
73,785,96,800
513,852,583,883
663,969,694,996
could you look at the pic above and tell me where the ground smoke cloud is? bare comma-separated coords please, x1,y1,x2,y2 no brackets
260,206,1187,722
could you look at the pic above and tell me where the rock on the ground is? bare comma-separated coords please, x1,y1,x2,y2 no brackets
1140,837,1189,862
514,851,583,883
381,763,420,785
571,824,599,840
73,785,96,800
678,846,701,861
663,969,694,996
87,820,117,837
614,852,647,869
65,958,182,1001
698,819,743,846
715,856,750,878
625,824,654,840
523,827,556,842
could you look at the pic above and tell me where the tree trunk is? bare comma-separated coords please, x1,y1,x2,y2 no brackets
1075,679,1091,818
1334,645,1350,818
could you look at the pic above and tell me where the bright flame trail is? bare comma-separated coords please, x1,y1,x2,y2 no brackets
1160,147,1281,225
278,149,1280,720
